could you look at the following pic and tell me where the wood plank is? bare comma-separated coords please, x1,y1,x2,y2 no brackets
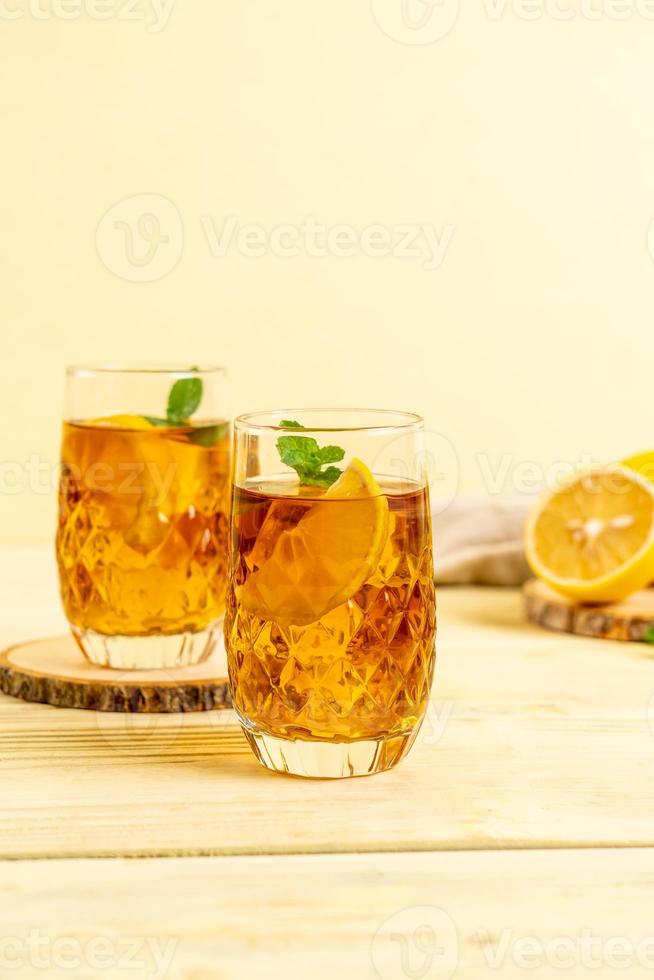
3,547,654,858
3,698,654,858
3,849,654,979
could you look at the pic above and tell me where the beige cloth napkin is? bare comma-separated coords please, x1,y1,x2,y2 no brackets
432,496,534,586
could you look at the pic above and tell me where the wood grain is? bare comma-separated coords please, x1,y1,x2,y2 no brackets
5,546,654,976
4,849,654,979
0,635,230,713
524,578,654,641
3,548,654,859
4,702,654,858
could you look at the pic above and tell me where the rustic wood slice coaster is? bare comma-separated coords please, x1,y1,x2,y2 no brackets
524,578,654,642
0,634,231,712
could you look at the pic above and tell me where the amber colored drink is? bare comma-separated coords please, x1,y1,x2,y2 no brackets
225,480,436,746
57,419,230,654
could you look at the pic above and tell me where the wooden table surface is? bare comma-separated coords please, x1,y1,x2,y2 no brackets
3,546,654,978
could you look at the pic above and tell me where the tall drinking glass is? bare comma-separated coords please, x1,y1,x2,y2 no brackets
56,365,230,669
225,409,436,778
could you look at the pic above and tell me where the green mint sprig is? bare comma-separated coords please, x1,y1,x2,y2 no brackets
145,369,204,428
167,372,203,424
276,419,344,488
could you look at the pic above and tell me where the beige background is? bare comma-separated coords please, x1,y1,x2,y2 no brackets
2,1,654,541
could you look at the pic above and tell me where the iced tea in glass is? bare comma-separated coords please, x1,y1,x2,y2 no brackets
56,365,230,669
224,410,436,778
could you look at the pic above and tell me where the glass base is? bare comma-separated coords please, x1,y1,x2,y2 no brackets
242,728,419,779
72,625,218,670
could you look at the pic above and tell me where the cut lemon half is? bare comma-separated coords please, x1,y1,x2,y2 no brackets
623,451,654,485
525,467,654,603
241,458,390,626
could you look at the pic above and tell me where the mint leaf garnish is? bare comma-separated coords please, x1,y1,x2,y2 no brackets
318,445,346,464
186,421,229,447
166,371,203,424
277,419,344,488
644,626,654,645
309,466,343,488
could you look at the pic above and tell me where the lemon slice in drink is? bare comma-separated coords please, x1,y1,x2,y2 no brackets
88,416,177,553
525,467,654,602
90,414,154,430
241,458,390,626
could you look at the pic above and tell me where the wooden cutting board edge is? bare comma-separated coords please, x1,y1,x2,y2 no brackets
0,634,231,713
523,578,654,642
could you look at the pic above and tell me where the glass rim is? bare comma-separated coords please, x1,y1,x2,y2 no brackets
66,363,226,378
234,408,424,435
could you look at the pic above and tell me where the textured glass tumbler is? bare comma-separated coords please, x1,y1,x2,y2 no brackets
224,409,437,778
56,364,230,670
